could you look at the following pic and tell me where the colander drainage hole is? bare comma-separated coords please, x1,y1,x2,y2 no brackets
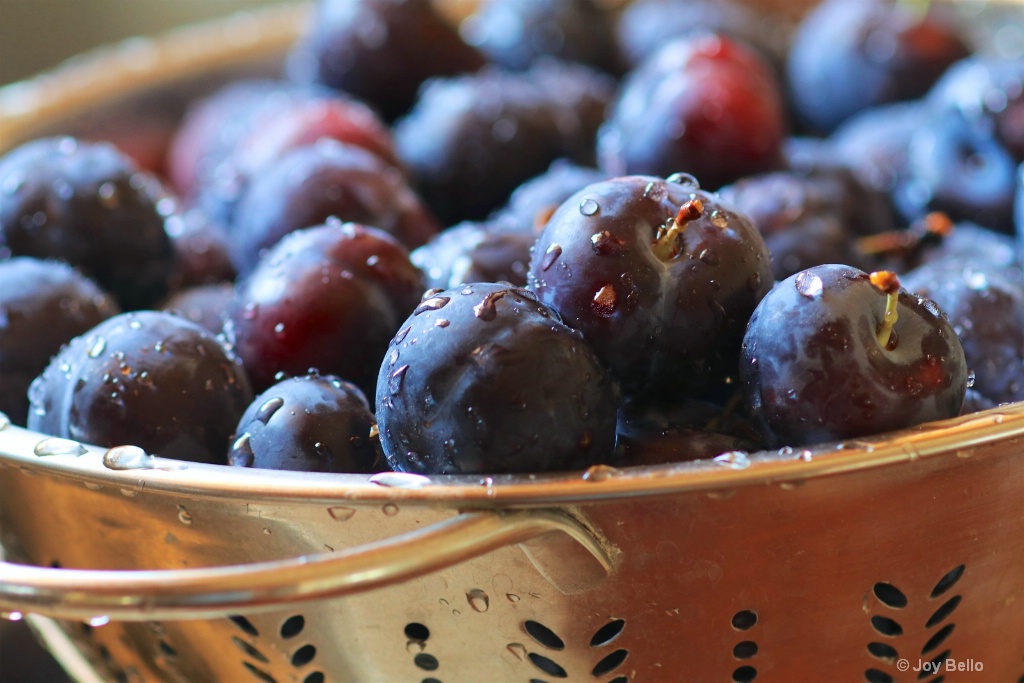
242,661,278,683
528,652,568,678
589,619,625,647
415,653,440,671
229,615,260,637
922,624,955,655
592,649,629,677
917,650,951,680
864,670,894,683
303,674,325,683
869,615,903,637
732,665,757,682
232,636,270,664
930,565,965,599
157,639,178,659
925,595,961,629
291,644,317,667
733,641,758,659
873,583,908,609
731,610,757,630
281,615,305,639
405,622,431,642
524,620,566,650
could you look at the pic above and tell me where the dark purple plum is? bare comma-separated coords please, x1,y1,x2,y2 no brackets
528,174,774,398
27,310,253,463
740,264,968,447
460,0,622,74
395,62,614,225
830,99,935,203
160,283,235,336
224,220,424,396
613,397,764,467
286,0,485,121
928,55,1024,162
229,374,384,473
0,137,175,310
615,0,784,74
598,33,787,190
497,160,609,233
376,282,619,474
718,171,872,279
895,109,1018,234
411,218,534,290
165,207,237,292
902,260,1024,405
228,139,439,275
0,258,120,426
786,0,970,133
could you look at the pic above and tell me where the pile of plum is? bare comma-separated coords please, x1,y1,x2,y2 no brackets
1,0,1022,475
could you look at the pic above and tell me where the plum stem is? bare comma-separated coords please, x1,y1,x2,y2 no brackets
855,211,953,258
652,199,704,261
870,271,901,350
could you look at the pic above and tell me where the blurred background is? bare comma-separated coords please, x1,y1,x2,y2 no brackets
0,0,289,85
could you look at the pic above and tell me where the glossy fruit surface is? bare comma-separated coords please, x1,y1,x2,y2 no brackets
0,258,120,426
598,33,787,190
224,221,424,396
528,174,773,397
28,310,252,464
376,283,619,474
0,137,174,310
740,264,968,447
229,374,384,473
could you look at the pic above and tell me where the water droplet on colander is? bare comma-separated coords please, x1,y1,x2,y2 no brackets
506,643,528,660
382,503,400,516
666,172,700,189
0,412,9,430
103,445,155,470
368,471,431,489
582,464,620,482
506,593,521,603
34,437,87,457
1,611,23,622
120,488,139,498
177,505,193,525
87,336,107,358
713,451,750,469
794,271,824,298
327,506,356,521
541,243,562,271
800,450,813,462
579,198,600,216
467,589,490,612
406,640,425,654
88,615,111,628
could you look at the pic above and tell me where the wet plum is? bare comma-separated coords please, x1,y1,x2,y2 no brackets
224,220,424,396
0,137,175,310
27,310,253,463
0,258,120,426
740,265,968,447
528,174,773,398
376,283,619,474
229,374,384,473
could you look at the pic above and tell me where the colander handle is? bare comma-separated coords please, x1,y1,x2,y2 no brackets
0,509,612,621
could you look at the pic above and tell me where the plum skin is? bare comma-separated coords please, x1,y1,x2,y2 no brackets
27,310,253,464
739,264,968,448
528,174,773,398
375,283,619,474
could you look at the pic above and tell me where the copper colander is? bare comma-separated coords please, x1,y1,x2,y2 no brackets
2,3,1024,682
